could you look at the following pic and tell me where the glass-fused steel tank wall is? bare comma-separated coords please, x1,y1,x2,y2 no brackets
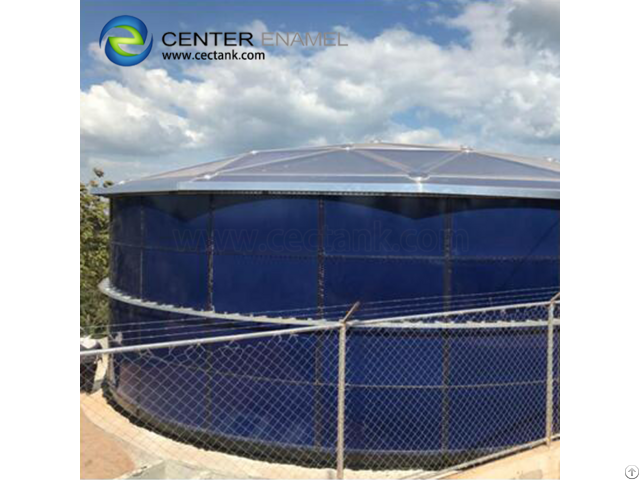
106,193,559,468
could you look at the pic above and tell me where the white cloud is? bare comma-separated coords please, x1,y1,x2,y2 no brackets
80,81,203,156
388,127,447,146
508,0,560,51
80,0,559,181
239,20,269,38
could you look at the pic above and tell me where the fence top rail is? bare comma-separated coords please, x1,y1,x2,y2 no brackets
79,323,342,358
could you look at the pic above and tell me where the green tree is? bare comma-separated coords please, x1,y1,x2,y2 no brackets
80,168,112,336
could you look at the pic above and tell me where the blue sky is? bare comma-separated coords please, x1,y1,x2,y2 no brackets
80,0,560,182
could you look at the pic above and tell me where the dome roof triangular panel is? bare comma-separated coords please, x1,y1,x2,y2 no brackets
95,143,559,199
227,150,403,176
432,152,560,180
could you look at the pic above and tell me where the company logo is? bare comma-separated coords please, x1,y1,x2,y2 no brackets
624,464,640,480
99,16,153,67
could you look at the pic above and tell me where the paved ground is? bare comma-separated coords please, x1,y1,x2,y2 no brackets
80,409,135,479
81,386,559,479
80,390,423,479
448,442,560,479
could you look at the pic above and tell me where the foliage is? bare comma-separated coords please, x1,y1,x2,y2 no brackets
80,168,113,336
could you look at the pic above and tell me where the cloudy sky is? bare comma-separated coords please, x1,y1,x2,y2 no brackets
80,0,559,182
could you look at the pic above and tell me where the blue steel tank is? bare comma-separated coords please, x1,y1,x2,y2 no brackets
95,143,560,469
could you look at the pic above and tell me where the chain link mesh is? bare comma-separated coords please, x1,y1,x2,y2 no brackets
81,328,346,479
80,300,559,479
342,302,559,473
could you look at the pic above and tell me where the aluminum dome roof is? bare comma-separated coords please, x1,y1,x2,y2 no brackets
94,143,560,199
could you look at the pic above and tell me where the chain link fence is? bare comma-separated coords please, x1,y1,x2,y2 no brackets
80,295,559,479
345,298,560,476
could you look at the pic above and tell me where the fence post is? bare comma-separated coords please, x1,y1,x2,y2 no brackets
545,293,559,445
336,302,360,480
